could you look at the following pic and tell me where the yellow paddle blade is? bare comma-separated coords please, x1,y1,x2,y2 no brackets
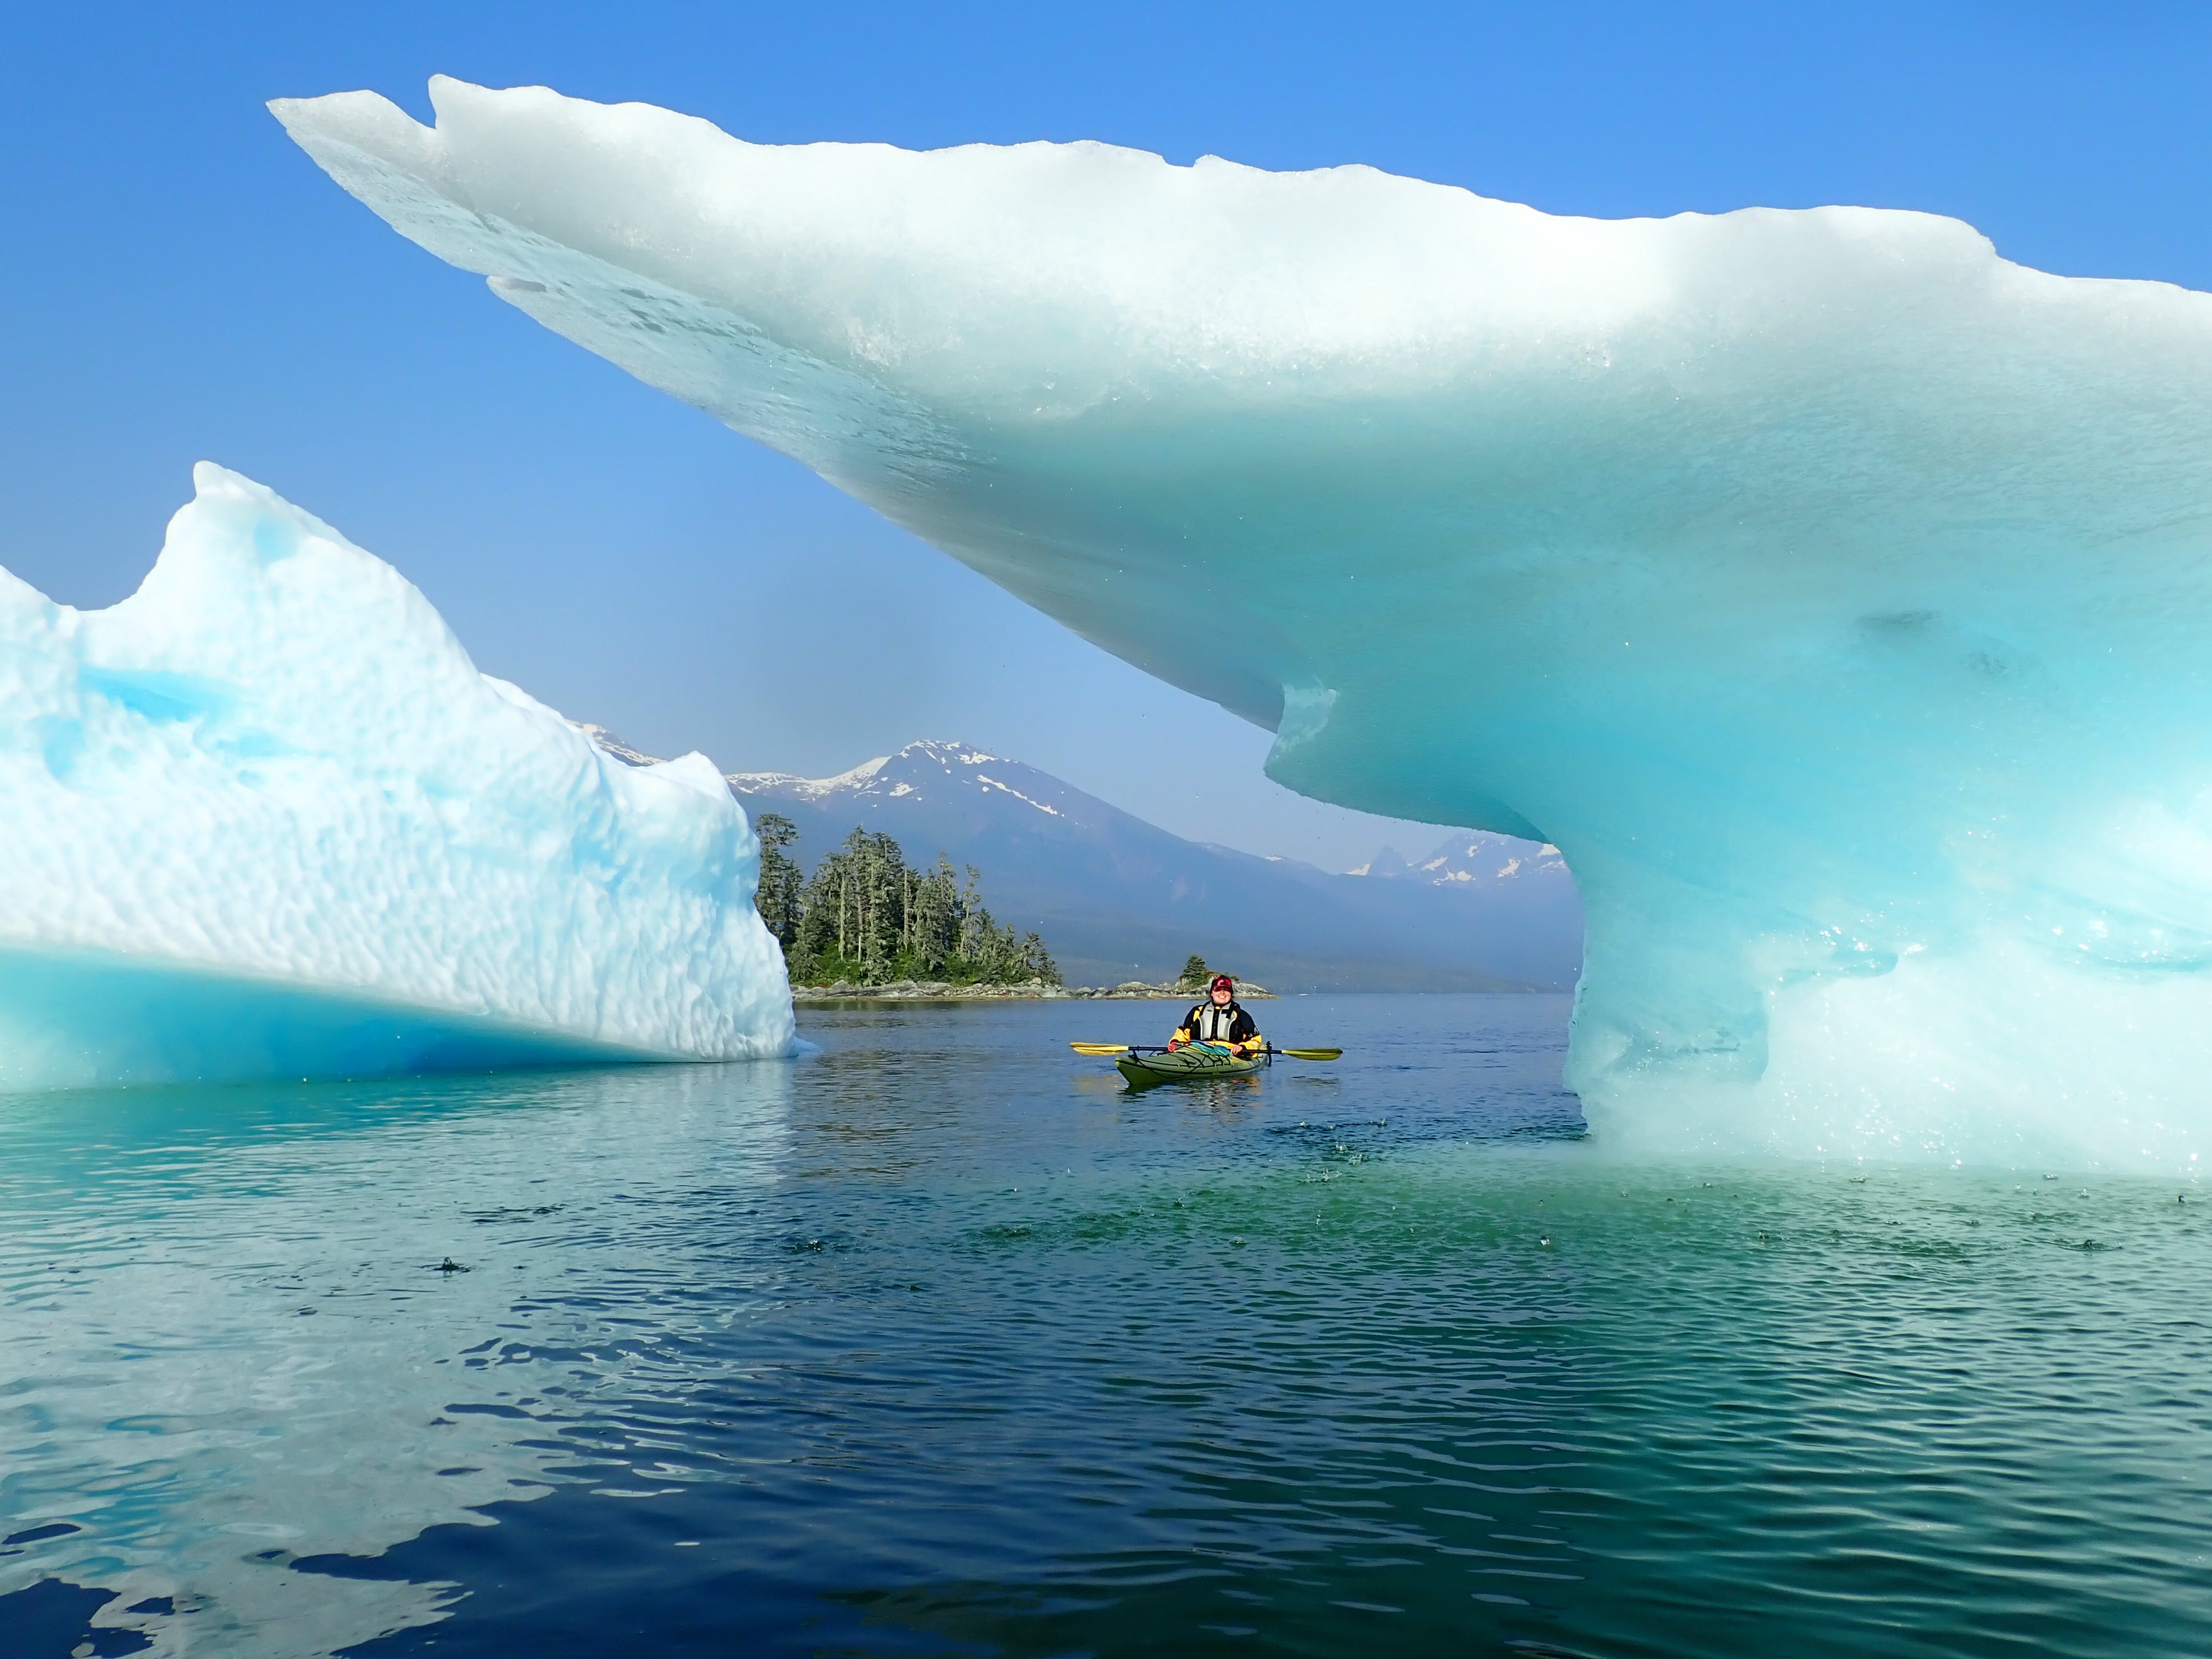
1274,1047,1343,1061
1070,1042,1131,1055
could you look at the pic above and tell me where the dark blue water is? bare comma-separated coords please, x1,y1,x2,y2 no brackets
4,995,2209,1657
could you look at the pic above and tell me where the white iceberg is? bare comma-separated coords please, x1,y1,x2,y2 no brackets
0,463,795,1091
274,79,2212,1167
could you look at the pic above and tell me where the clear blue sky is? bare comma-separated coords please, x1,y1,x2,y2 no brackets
3,2,2208,868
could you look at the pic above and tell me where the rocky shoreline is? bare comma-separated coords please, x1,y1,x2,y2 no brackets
792,978,1274,1003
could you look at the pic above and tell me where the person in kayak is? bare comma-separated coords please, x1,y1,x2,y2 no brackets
1170,974,1264,1057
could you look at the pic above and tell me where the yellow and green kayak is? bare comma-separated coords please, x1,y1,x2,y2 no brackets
1115,1045,1267,1087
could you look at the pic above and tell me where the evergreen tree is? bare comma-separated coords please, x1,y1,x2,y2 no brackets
1180,954,1209,989
785,827,1060,987
753,812,803,953
907,857,962,973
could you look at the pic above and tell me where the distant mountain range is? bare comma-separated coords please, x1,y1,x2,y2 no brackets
580,730,1582,993
1351,834,1574,886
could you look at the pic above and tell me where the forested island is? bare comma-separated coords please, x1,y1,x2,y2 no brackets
752,816,1061,988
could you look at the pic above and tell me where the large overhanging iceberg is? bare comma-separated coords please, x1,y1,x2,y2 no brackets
274,79,2212,1168
0,463,796,1090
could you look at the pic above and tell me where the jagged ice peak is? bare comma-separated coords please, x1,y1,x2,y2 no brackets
0,465,796,1088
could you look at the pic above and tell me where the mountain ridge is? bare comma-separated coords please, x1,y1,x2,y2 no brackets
581,730,1582,993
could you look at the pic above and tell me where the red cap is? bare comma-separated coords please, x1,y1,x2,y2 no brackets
1211,974,1235,992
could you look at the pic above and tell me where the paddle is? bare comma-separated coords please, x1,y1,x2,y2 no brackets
1070,1042,1343,1061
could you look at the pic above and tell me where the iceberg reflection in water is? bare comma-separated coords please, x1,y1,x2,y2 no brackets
5,999,2210,1658
0,1062,792,1655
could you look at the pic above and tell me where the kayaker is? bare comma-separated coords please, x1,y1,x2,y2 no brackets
1170,974,1263,1057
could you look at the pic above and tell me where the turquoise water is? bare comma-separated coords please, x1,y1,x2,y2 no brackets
4,995,2209,1657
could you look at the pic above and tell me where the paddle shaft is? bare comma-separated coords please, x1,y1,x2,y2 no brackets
1070,1041,1342,1061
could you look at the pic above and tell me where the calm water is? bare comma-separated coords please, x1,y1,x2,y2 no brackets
4,995,2209,1658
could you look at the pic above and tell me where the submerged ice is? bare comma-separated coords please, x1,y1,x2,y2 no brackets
0,463,795,1090
276,79,2212,1167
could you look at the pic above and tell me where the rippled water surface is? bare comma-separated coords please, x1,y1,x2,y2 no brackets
5,994,2210,1657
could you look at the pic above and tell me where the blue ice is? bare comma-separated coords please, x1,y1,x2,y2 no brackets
0,464,796,1091
274,79,2212,1167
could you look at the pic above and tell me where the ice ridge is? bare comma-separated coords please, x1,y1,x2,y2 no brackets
274,79,2212,1168
0,463,796,1090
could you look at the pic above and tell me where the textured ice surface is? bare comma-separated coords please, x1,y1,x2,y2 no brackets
276,79,2212,1168
0,464,795,1090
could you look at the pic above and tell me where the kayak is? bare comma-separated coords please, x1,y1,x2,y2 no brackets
1115,1045,1267,1087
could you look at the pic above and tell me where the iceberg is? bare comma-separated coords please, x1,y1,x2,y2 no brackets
0,463,796,1091
274,79,2212,1168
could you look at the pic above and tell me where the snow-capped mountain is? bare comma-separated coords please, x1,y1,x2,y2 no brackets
588,733,1582,992
570,723,665,770
726,742,1076,821
1352,832,1573,889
